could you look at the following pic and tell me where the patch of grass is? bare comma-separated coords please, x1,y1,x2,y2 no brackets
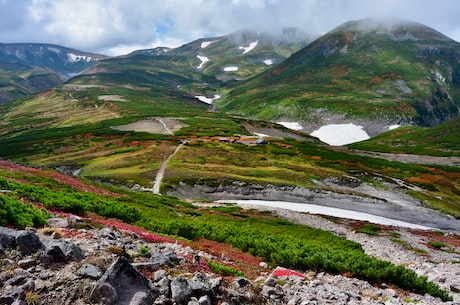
358,223,382,236
427,241,445,249
206,259,246,277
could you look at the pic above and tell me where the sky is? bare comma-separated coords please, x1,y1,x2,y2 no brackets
1,0,459,56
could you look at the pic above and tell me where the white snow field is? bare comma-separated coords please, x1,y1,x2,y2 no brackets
194,95,221,104
276,122,303,131
310,123,370,146
196,55,209,69
223,66,239,72
263,59,273,65
201,40,217,48
239,40,258,54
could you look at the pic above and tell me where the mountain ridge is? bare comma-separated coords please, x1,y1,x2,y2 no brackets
218,18,460,135
0,43,107,103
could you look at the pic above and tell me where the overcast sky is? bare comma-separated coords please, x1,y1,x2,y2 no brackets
1,0,459,56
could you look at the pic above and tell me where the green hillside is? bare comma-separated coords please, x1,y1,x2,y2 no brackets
78,29,311,101
0,61,64,104
217,19,460,132
348,115,460,157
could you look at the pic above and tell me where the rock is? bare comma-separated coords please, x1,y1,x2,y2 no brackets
15,231,43,255
150,252,170,266
0,243,4,256
153,269,167,282
209,277,222,296
234,277,251,289
259,261,269,269
264,276,278,287
189,272,211,298
451,284,460,293
171,276,192,305
17,259,35,269
152,295,171,305
198,295,211,305
132,262,160,274
0,226,17,248
92,257,158,305
42,239,85,263
77,263,102,279
0,293,16,305
155,277,170,297
46,218,69,228
0,274,35,305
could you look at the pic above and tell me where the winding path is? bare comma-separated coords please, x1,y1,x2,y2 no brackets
156,118,173,135
152,143,183,194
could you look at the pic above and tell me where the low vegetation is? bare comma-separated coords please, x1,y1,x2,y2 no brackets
348,116,460,157
0,164,452,301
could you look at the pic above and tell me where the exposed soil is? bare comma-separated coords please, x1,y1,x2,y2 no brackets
111,117,186,134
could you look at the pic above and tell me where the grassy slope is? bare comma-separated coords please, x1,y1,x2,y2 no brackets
348,115,460,157
217,21,460,126
0,80,459,218
0,161,452,301
0,62,64,103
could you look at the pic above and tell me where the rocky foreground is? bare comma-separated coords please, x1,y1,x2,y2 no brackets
1,212,459,305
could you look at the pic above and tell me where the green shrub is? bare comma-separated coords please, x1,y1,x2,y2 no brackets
206,259,246,277
427,241,445,249
358,224,382,236
0,196,49,229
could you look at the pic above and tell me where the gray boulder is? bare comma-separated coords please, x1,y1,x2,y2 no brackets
42,238,85,263
171,276,192,305
189,272,211,298
0,226,17,248
46,218,69,228
91,257,158,305
15,231,43,256
0,273,35,305
77,263,102,279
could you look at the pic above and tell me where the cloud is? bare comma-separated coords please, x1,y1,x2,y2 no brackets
0,0,459,56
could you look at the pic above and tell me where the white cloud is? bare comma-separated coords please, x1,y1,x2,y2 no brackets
0,0,459,56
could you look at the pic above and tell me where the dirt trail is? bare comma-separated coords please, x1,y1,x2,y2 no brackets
156,118,173,135
153,143,183,194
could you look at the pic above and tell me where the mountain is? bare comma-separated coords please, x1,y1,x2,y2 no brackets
0,43,107,77
77,28,312,103
0,21,458,224
0,43,107,103
217,19,460,136
0,61,64,104
348,114,460,156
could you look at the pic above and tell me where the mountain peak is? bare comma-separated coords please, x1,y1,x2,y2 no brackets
332,18,453,42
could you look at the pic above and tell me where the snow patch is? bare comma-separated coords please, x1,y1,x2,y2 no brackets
48,47,61,54
67,53,93,62
277,122,303,131
220,200,435,230
253,132,270,138
388,124,401,130
223,66,238,72
196,55,209,69
239,40,258,54
195,95,221,104
201,40,217,48
310,123,370,146
263,59,273,65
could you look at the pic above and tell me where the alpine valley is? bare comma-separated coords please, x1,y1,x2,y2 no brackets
1,19,460,305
